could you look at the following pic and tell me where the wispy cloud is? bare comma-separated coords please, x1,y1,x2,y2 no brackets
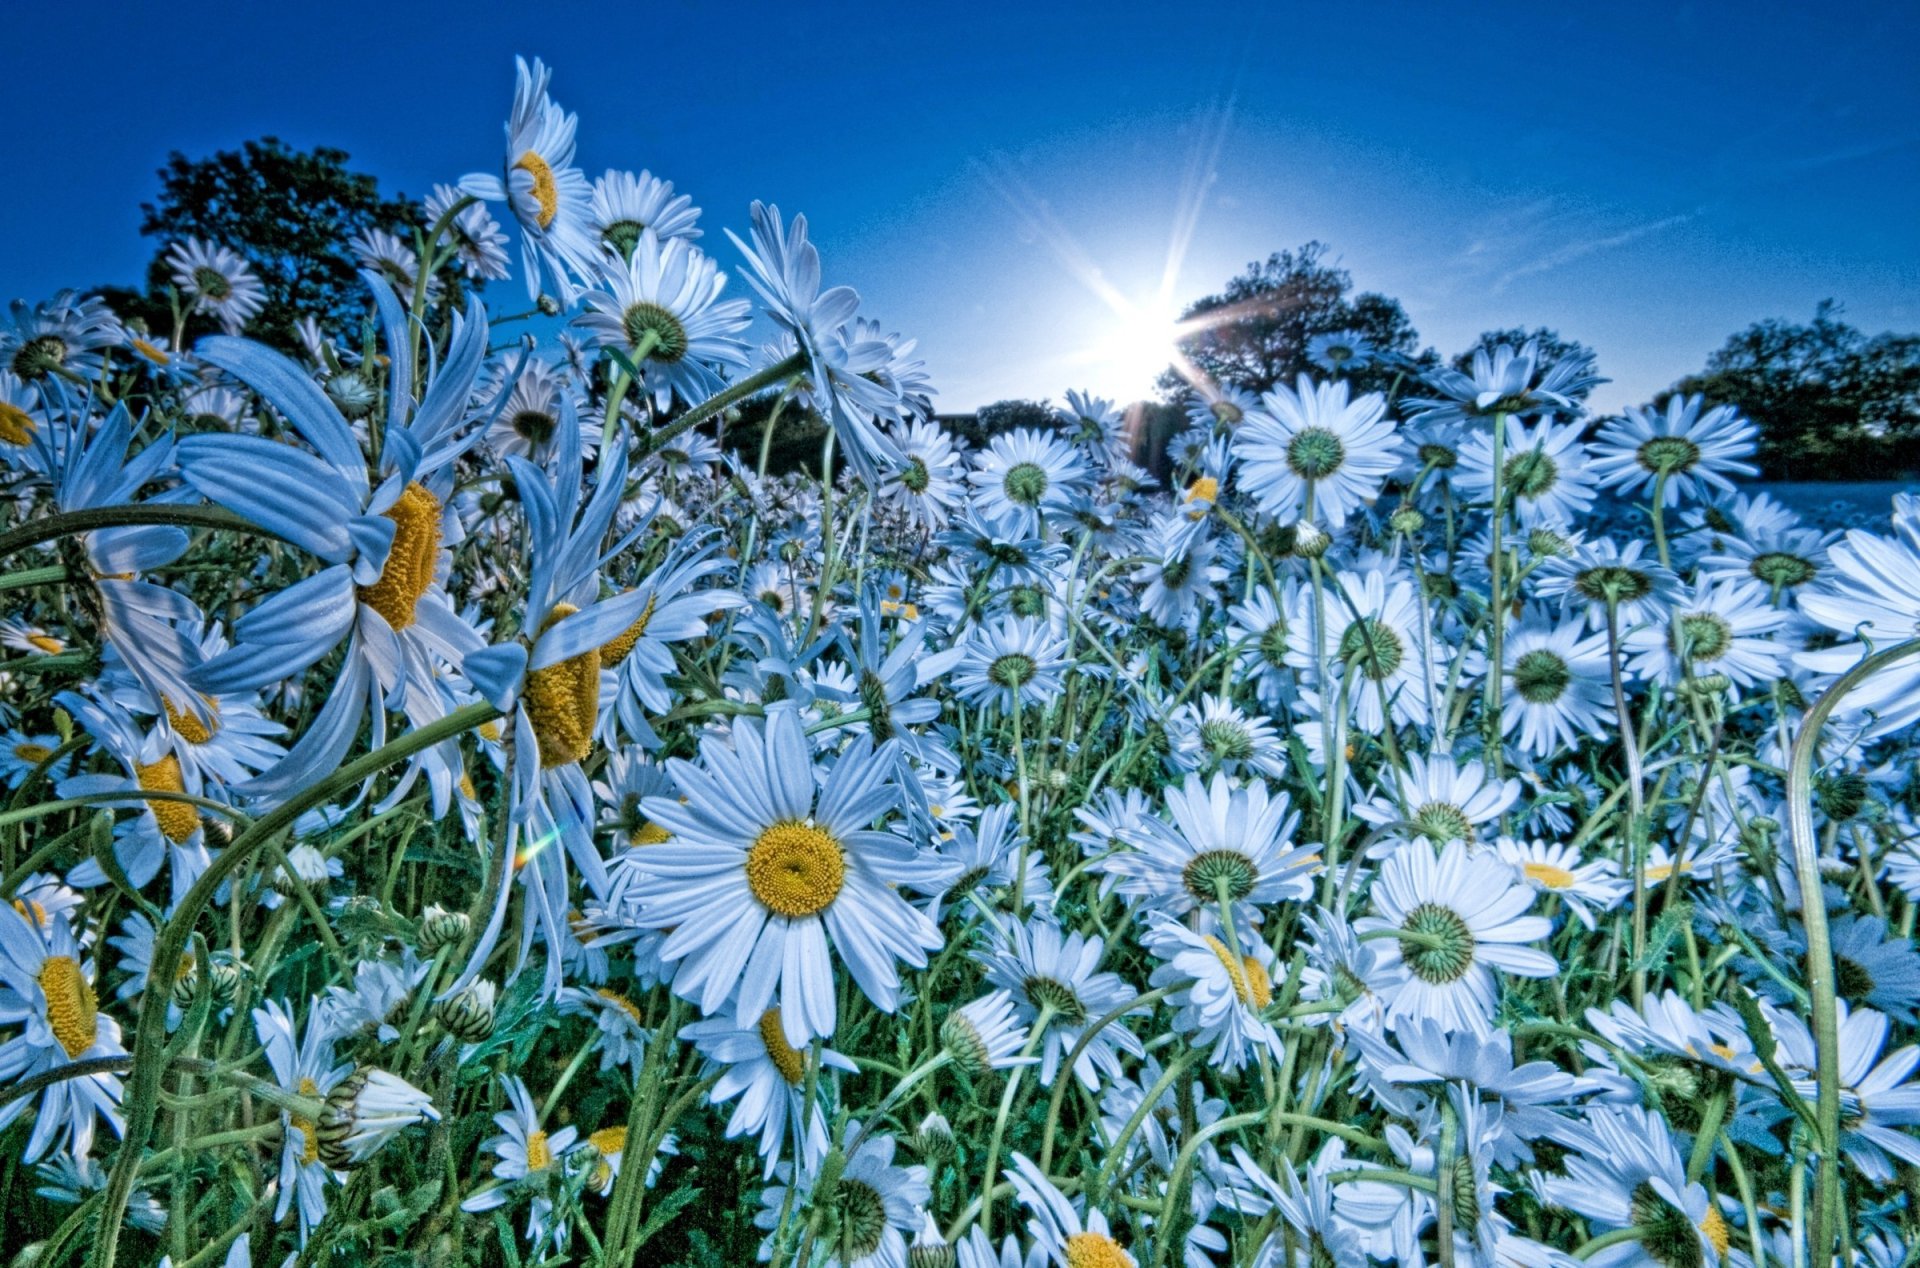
1493,210,1697,292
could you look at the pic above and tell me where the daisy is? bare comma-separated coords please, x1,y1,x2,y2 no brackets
968,428,1094,537
933,802,1054,920
1455,413,1596,528
1406,337,1603,425
682,1009,857,1177
461,1075,580,1257
1497,610,1613,758
1307,329,1377,373
1353,752,1520,850
179,291,492,801
0,729,69,790
1058,388,1127,455
351,227,440,304
597,536,742,748
1224,1144,1368,1267
1101,771,1315,933
1695,491,1835,601
1355,838,1556,1035
1131,510,1227,630
942,990,1038,1076
729,202,904,482
1285,564,1446,733
1224,583,1300,712
426,182,511,281
1006,1153,1135,1267
573,230,751,410
1536,1104,1730,1268
0,370,45,449
1797,500,1920,736
981,917,1144,1091
1185,382,1257,434
620,707,941,1048
1624,576,1784,689
881,417,967,530
1590,393,1759,506
1143,912,1282,1073
163,238,266,334
0,903,125,1163
1774,1001,1920,1182
755,1121,930,1268
1,290,124,385
1823,915,1920,1022
952,617,1071,714
590,168,702,262
461,56,599,303
1163,694,1287,782
1494,838,1627,931
1233,372,1400,529
98,616,287,787
252,997,354,1241
481,355,595,465
1533,536,1678,632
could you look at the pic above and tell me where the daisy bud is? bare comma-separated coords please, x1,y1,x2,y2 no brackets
1291,522,1330,559
912,1112,954,1163
169,958,203,1011
271,843,332,896
433,980,497,1044
207,960,244,1005
907,1212,955,1268
536,294,562,316
1389,506,1425,535
1526,527,1568,558
325,372,377,418
1678,673,1732,698
316,1068,439,1168
940,990,1035,1077
418,903,471,954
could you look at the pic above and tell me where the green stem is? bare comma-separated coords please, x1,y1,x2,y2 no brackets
0,504,286,562
641,350,805,459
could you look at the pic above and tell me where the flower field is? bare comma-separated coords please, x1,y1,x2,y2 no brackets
2,55,1918,1267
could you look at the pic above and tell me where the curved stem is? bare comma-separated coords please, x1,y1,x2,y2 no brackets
0,504,285,562
641,350,805,459
1786,634,1920,1259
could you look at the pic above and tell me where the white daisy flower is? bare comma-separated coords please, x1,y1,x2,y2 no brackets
1455,413,1596,528
1233,372,1402,529
1498,610,1613,758
1494,838,1627,931
981,917,1144,1091
624,707,942,1048
1590,393,1758,506
1356,838,1556,1035
1535,1104,1730,1268
1624,575,1785,689
0,903,125,1163
1006,1152,1136,1266
164,238,266,334
969,427,1094,537
1143,912,1282,1073
590,168,702,261
574,230,750,411
427,181,512,281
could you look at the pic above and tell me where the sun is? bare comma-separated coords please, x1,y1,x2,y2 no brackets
1078,299,1186,401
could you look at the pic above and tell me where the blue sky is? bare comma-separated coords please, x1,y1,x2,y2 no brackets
5,0,1916,414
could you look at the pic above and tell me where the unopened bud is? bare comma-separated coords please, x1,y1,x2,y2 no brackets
1291,522,1330,559
418,904,470,954
913,1112,955,1162
1388,507,1425,535
325,373,377,418
317,1068,439,1169
434,981,496,1044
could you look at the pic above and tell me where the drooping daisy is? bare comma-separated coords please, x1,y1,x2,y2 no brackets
1356,838,1556,1035
1006,1152,1136,1267
729,202,904,482
426,182,512,281
461,1075,580,1257
1233,372,1401,529
1101,771,1315,933
1624,576,1785,689
682,1009,856,1177
1494,838,1627,931
621,707,941,1048
952,617,1071,714
251,998,347,1241
1590,393,1759,506
0,903,125,1163
754,1121,931,1268
461,56,599,303
1406,337,1603,426
1498,610,1613,758
1143,912,1282,1072
968,427,1094,537
165,239,266,334
1455,413,1596,528
597,534,742,746
590,168,702,262
1535,1104,1730,1268
573,230,750,410
98,616,287,787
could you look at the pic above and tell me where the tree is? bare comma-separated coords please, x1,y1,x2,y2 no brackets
1159,242,1427,399
126,137,425,350
945,399,1057,448
1453,327,1599,402
1673,301,1920,481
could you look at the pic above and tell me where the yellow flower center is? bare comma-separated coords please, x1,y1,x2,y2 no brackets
1522,861,1576,889
291,1077,321,1167
1064,1231,1134,1268
595,988,646,1027
629,820,672,846
525,1127,552,1172
37,955,97,1059
0,401,36,446
137,754,199,843
13,897,47,926
458,773,477,800
598,593,659,668
13,741,52,764
131,337,171,366
1184,476,1218,504
1699,1203,1730,1256
356,482,442,632
26,633,63,655
524,603,600,769
589,1125,626,1157
759,1008,808,1085
746,821,845,918
162,695,218,746
513,151,560,229
479,720,503,743
1203,936,1272,1009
